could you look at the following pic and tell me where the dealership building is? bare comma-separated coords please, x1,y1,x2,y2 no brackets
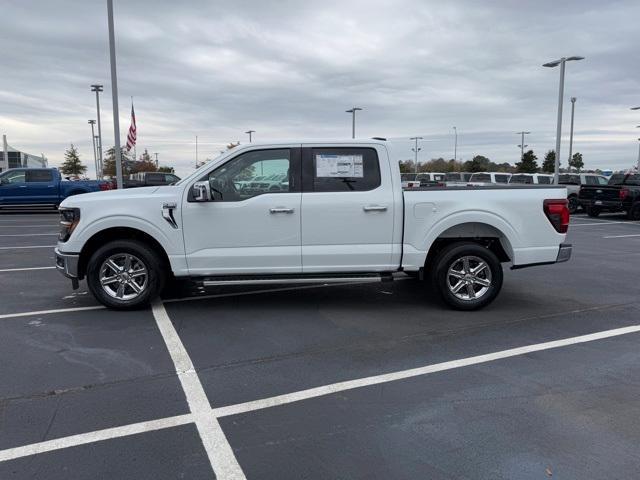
0,134,48,172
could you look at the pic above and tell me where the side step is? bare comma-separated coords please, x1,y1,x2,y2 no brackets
199,272,399,287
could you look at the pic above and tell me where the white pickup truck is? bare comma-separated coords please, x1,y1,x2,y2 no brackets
55,140,571,310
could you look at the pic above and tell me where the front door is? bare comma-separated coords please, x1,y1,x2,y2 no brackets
0,169,28,204
300,146,396,272
182,147,302,275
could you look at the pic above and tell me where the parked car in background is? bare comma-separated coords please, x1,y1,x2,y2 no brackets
578,172,640,219
55,139,571,311
467,172,512,186
0,167,112,208
444,172,473,186
558,173,609,213
509,173,554,185
122,171,180,189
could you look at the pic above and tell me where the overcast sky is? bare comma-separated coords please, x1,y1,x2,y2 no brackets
1,0,639,177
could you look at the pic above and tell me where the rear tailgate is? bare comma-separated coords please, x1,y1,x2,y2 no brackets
579,185,621,203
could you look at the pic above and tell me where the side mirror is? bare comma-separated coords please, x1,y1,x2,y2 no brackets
191,181,211,202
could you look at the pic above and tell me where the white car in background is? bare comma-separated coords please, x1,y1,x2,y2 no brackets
509,173,554,185
467,172,512,186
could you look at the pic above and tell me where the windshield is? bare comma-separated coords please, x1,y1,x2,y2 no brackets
609,173,640,186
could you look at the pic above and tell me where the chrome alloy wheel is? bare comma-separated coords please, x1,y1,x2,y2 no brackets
99,253,148,300
446,255,492,301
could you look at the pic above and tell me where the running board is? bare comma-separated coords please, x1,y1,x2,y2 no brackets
200,273,398,287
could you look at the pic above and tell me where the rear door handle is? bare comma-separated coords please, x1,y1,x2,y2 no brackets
363,205,387,212
270,207,294,214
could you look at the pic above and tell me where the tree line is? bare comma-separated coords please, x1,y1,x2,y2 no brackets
59,144,175,177
400,150,585,174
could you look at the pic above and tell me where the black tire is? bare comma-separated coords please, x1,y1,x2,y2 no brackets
430,242,503,311
586,206,601,217
568,195,579,214
626,203,640,221
86,239,165,310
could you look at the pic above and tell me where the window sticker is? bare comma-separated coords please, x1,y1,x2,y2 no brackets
315,154,364,178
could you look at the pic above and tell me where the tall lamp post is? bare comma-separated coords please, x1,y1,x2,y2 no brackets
88,120,98,179
106,0,123,189
90,85,104,179
245,130,255,142
516,131,531,161
346,107,363,139
633,108,640,171
452,126,458,161
567,97,577,170
410,136,423,175
154,152,159,168
543,56,584,183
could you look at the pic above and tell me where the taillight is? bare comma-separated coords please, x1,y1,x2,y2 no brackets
543,199,569,234
619,188,629,200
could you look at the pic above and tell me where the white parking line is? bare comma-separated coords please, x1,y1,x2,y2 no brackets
570,221,638,226
0,224,59,227
151,300,246,479
0,233,57,237
1,322,639,465
212,323,640,418
604,234,640,239
0,245,55,250
0,266,56,273
0,414,193,462
0,305,104,320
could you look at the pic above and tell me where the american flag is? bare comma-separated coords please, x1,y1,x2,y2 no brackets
125,103,137,151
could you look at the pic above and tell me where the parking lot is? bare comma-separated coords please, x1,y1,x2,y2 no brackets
0,211,639,479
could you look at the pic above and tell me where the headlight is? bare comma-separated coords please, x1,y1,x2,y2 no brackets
59,208,80,241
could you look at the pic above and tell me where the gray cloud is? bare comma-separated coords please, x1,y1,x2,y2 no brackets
1,0,639,177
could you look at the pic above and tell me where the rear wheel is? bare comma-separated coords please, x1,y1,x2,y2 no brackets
430,242,503,311
86,239,165,309
627,203,640,221
586,206,601,217
568,196,579,214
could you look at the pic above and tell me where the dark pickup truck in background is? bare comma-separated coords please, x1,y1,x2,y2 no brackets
578,173,640,219
115,171,180,189
0,168,112,208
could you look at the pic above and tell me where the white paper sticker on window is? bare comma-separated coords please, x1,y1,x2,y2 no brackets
316,154,364,178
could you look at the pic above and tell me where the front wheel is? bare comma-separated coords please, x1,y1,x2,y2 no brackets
86,239,165,309
430,242,503,310
627,203,640,221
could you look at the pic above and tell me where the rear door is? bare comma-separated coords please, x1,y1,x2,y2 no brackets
300,145,396,272
25,169,56,204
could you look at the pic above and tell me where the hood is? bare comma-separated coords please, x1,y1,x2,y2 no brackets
60,185,174,208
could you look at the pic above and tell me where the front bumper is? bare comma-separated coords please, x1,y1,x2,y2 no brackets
55,248,80,280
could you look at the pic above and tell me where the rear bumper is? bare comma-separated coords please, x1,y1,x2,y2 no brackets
511,243,572,270
55,248,80,279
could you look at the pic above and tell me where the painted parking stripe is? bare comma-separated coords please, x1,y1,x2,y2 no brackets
0,233,57,237
0,245,55,250
0,305,105,320
0,224,59,227
570,221,638,226
0,266,56,273
0,414,193,463
151,300,246,479
604,234,640,239
212,324,640,418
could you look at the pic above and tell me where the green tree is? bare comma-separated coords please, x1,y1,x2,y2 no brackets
398,160,416,173
516,150,539,173
157,166,175,174
131,149,157,173
60,144,87,176
541,150,557,173
463,155,491,172
102,146,135,177
569,152,584,172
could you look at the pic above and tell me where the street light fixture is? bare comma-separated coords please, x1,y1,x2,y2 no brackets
88,120,98,179
346,107,363,139
410,136,423,175
245,130,255,142
543,56,585,182
452,126,458,161
90,85,104,179
516,131,531,161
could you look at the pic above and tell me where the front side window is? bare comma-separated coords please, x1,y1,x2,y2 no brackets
597,176,608,185
204,149,291,201
2,170,26,184
26,170,53,182
311,148,380,192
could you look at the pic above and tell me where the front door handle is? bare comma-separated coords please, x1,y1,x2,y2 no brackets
363,205,387,212
270,207,294,214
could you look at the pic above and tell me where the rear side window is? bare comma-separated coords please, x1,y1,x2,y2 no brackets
495,174,510,183
585,176,599,185
26,170,53,182
597,176,608,185
538,176,552,184
311,148,380,192
470,173,490,182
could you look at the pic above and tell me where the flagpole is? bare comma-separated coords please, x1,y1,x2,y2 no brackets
107,0,123,189
131,96,136,162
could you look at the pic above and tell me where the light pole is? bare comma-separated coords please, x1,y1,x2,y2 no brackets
346,107,362,139
106,0,123,189
452,126,458,161
154,152,159,168
195,135,198,168
568,97,577,170
245,130,255,142
516,131,531,161
90,85,104,179
88,120,98,179
410,136,423,175
543,56,584,182
633,108,640,170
